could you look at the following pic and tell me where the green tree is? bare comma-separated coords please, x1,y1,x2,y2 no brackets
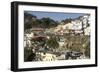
46,37,59,50
24,47,33,62
24,12,37,30
41,17,58,28
61,18,72,24
85,42,90,58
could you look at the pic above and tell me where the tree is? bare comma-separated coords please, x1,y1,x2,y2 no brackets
84,42,90,58
41,17,58,28
24,47,33,62
24,12,37,30
82,21,85,35
61,18,72,24
46,37,59,50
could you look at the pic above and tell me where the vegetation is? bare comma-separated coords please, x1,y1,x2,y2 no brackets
24,47,33,61
61,18,72,24
46,37,59,49
24,12,58,30
24,12,37,30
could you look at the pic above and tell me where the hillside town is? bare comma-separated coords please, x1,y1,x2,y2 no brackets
24,12,90,62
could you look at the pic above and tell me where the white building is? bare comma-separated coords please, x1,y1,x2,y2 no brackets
54,14,90,35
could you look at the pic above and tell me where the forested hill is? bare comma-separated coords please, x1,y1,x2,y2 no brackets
24,12,90,32
24,12,59,30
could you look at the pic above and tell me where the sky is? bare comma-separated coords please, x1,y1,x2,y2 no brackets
25,11,86,22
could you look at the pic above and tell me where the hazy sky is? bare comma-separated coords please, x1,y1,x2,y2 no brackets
25,11,86,22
